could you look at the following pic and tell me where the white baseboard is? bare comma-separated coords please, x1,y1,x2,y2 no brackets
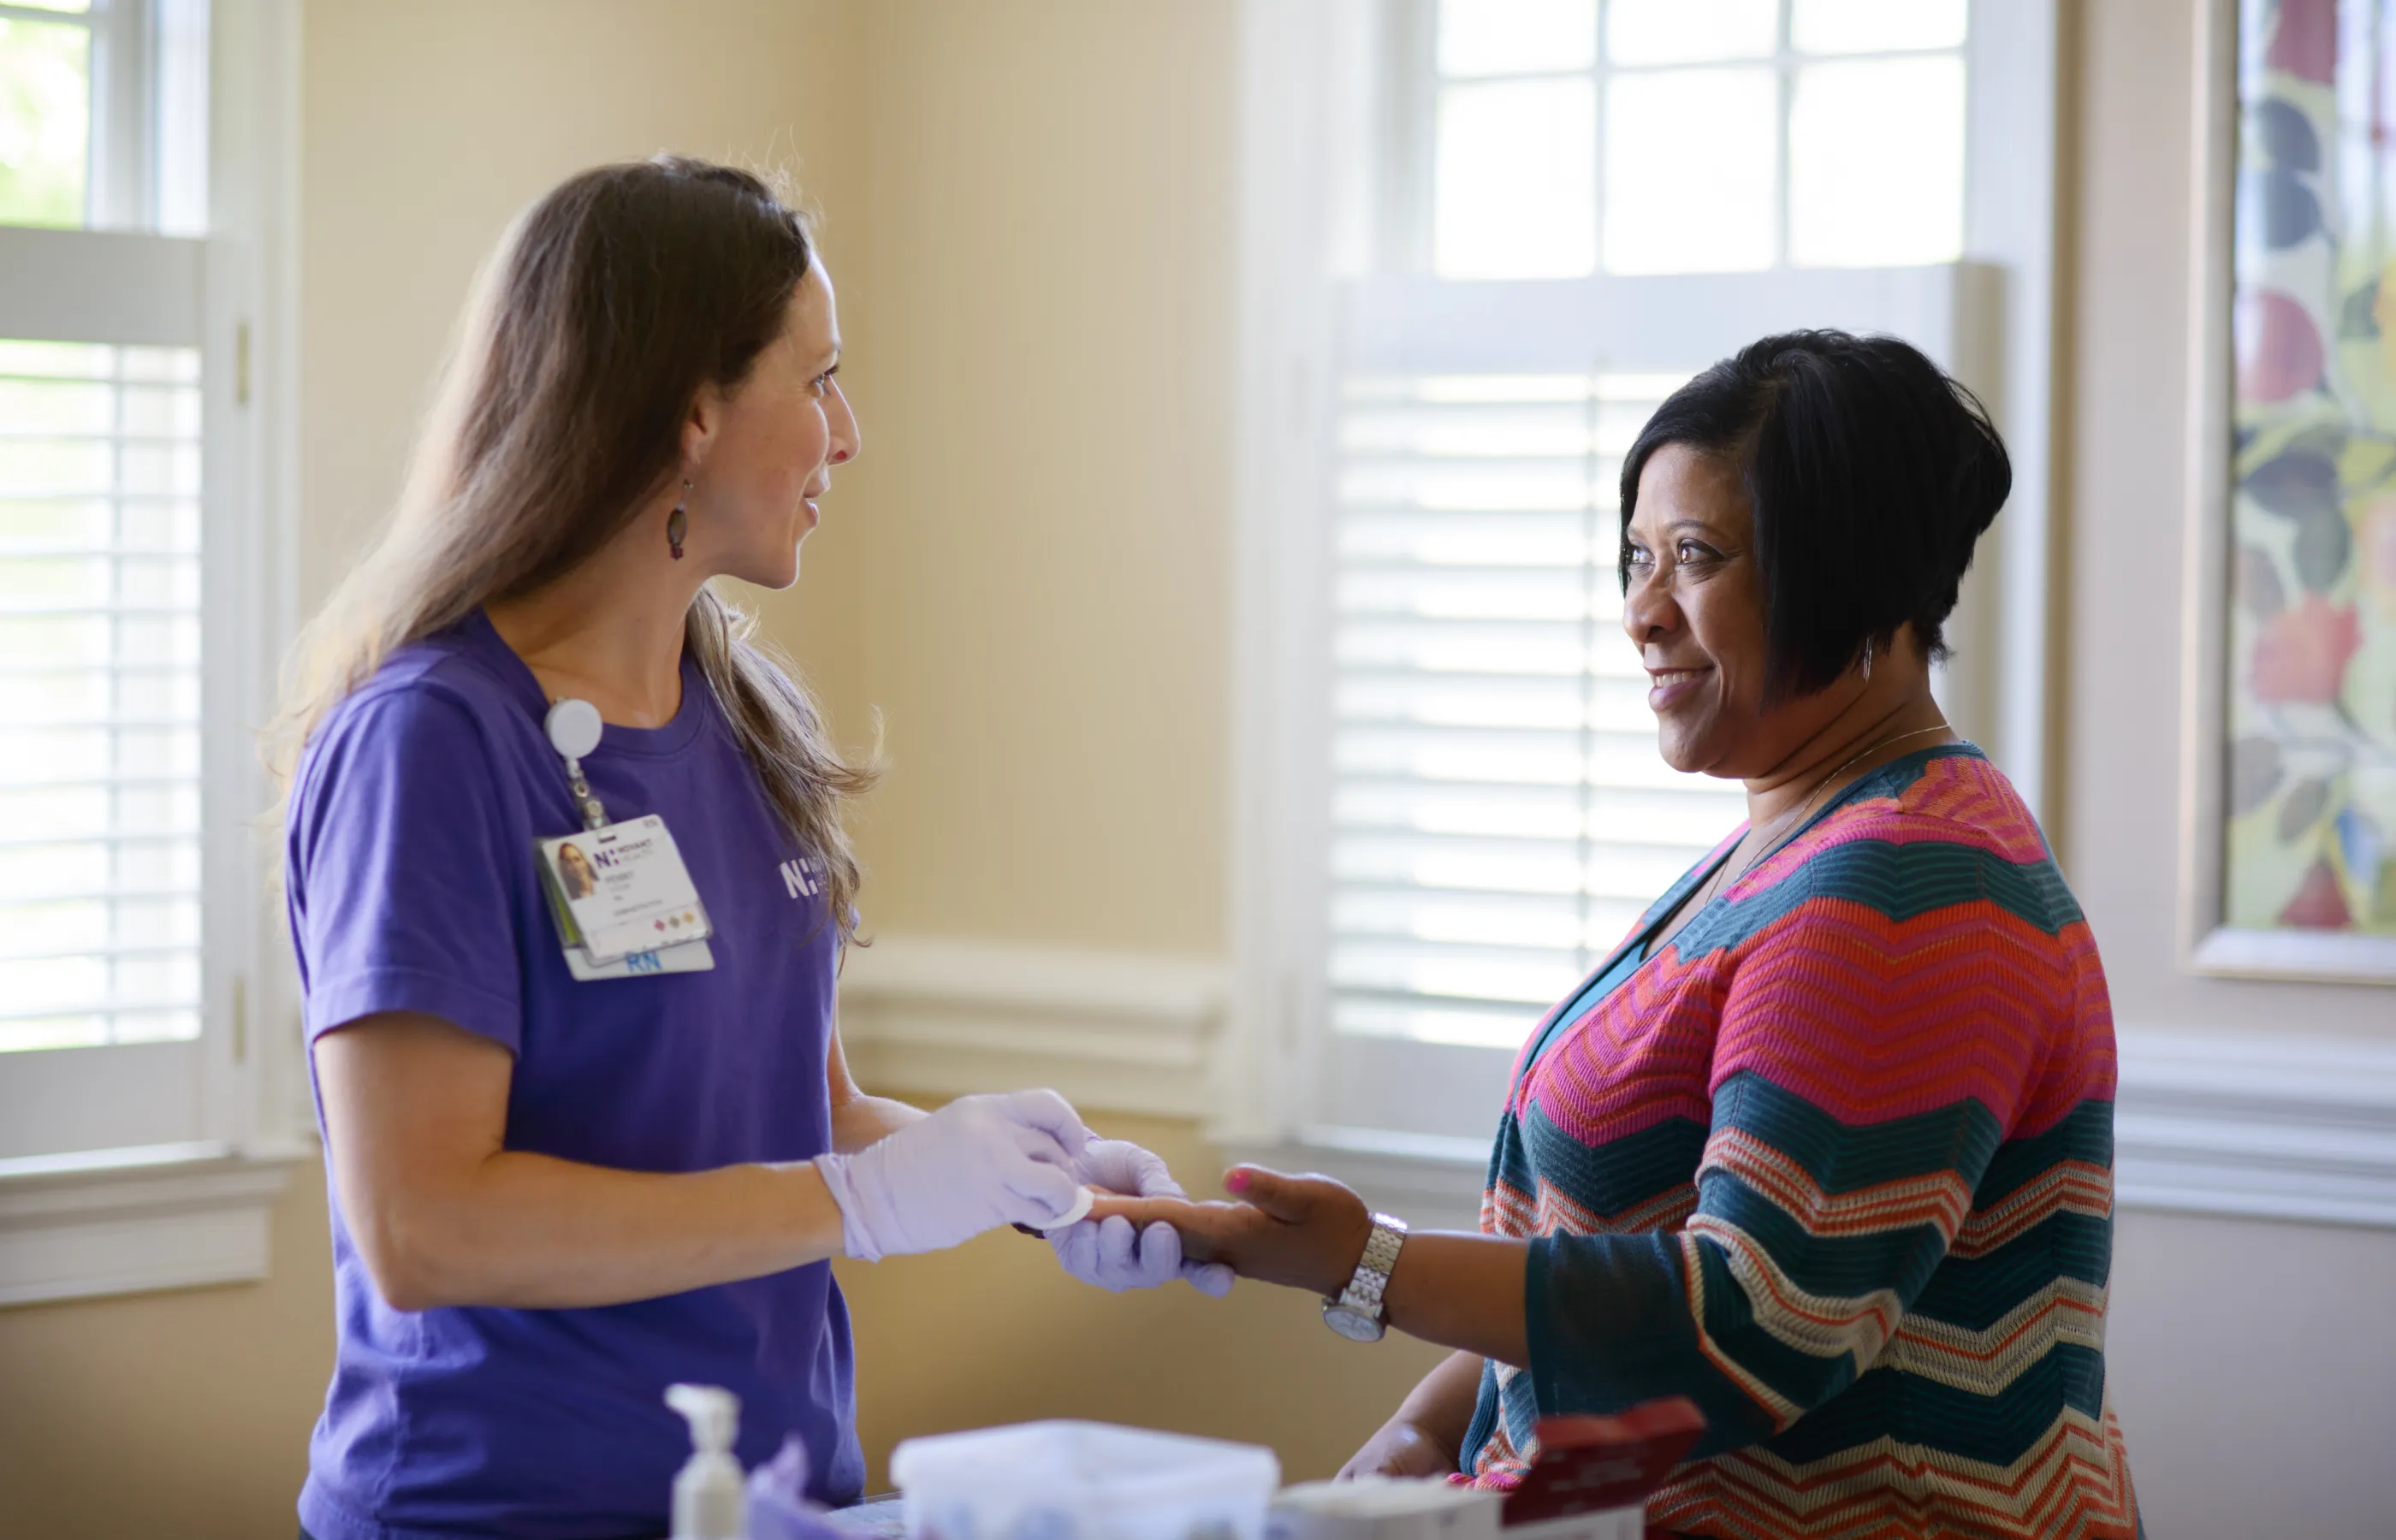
0,1138,316,1307
837,936,2396,1232
837,935,1225,1119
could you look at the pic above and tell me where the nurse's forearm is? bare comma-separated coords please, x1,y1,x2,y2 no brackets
372,1152,851,1310
823,1025,927,1154
828,1092,926,1154
1380,1233,1532,1367
317,1012,850,1312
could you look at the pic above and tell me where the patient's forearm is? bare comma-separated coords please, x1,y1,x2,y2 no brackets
1088,1178,1533,1365
1382,1232,1531,1367
1392,1349,1488,1457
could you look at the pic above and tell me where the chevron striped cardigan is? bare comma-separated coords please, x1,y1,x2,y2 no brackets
1460,745,2140,1539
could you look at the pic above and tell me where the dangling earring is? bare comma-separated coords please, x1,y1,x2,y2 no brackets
667,478,690,560
1861,637,1874,684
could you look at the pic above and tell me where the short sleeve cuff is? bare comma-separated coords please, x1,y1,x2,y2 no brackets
303,964,524,1055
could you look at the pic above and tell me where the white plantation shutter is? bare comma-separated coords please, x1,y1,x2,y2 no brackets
1301,269,1990,1146
0,337,205,1053
1328,369,1743,1048
0,211,256,1164
0,0,226,1165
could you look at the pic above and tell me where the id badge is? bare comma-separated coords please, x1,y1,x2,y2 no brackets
537,814,715,966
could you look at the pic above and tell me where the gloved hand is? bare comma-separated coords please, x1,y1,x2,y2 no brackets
814,1090,1091,1262
1049,1138,1236,1296
746,1436,840,1540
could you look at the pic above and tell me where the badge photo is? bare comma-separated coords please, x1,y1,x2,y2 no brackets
551,838,602,902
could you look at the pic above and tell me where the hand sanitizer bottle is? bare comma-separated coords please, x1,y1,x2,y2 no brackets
665,1383,746,1540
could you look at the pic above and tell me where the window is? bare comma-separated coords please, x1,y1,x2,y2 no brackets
0,0,281,1170
1228,0,2058,1169
1425,0,1968,280
0,0,210,234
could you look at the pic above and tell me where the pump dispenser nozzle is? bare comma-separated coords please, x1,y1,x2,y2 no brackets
666,1383,745,1540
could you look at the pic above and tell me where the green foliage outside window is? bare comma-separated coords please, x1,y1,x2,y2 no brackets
0,18,90,228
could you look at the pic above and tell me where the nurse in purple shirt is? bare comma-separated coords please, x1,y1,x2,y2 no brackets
268,158,1225,1540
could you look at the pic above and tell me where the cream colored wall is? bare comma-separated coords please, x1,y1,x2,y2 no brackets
2108,1208,2396,1538
0,1176,335,1538
296,0,868,612
812,0,1238,955
2061,4,2396,1537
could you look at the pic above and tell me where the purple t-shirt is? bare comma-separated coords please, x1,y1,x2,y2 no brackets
286,611,863,1540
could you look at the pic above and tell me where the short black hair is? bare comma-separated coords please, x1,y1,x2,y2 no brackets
1618,329,2011,703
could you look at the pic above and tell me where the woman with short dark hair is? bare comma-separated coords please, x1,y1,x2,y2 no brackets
1109,332,2141,1539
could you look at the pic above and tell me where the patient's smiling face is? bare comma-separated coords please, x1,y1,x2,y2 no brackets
1622,444,1769,776
1621,443,1873,785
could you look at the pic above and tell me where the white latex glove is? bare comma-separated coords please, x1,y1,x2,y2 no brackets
814,1090,1091,1262
1048,1138,1236,1297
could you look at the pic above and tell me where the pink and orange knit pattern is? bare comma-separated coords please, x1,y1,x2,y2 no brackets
1459,747,2140,1539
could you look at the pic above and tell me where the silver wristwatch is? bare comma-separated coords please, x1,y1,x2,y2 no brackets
1321,1211,1409,1342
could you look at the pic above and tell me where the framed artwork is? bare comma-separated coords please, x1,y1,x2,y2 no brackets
2185,0,2396,982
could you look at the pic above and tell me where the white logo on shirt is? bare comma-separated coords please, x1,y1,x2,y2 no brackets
780,857,821,900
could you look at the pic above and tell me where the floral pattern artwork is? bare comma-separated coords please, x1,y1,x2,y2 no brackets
2226,0,2396,939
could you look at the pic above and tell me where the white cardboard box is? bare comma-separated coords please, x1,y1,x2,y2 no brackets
1499,1506,1644,1540
1267,1480,1642,1540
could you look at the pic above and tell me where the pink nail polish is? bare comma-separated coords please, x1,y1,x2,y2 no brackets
1225,1169,1251,1194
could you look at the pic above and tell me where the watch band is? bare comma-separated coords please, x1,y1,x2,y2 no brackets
1331,1211,1409,1321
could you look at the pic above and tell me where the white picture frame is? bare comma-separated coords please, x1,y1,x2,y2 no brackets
2180,0,2396,985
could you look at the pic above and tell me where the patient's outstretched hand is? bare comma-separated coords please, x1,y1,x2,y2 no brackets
1088,1166,1373,1298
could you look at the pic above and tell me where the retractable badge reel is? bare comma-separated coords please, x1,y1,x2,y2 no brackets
536,698,716,980
545,698,607,830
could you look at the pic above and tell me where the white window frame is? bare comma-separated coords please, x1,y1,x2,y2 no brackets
1220,0,2062,1200
0,0,309,1306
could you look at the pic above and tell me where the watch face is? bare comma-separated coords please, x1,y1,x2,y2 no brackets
1322,1302,1385,1342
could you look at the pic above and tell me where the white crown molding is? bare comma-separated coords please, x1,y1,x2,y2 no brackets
0,1137,317,1307
839,936,2396,1233
836,935,1227,1119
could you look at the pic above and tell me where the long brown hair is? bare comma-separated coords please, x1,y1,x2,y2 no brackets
268,157,875,943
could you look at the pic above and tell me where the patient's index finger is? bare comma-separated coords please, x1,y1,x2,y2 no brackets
1089,1194,1214,1227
